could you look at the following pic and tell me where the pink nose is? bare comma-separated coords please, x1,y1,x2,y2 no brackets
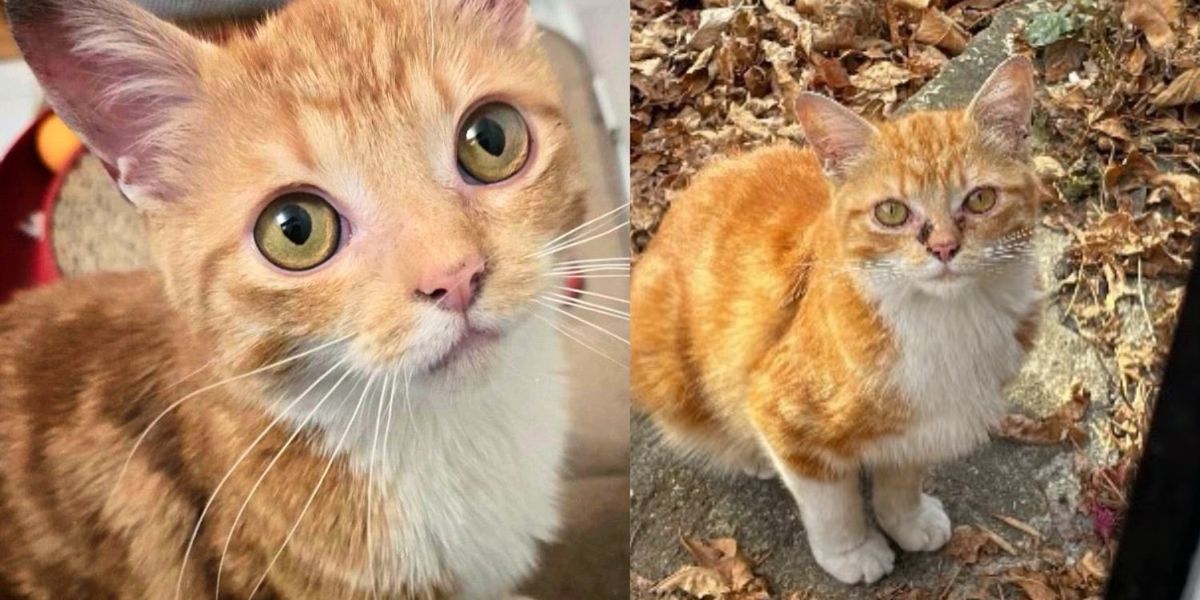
927,240,960,263
416,254,486,312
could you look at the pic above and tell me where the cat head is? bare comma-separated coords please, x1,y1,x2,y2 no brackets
792,57,1039,299
9,0,585,381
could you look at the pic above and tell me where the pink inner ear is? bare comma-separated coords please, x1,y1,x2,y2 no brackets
9,0,200,202
792,94,877,176
969,57,1034,152
457,0,535,41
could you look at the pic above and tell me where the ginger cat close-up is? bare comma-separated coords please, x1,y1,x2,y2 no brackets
0,0,620,597
632,57,1042,585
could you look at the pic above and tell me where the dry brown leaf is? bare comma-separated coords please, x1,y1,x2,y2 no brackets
1153,172,1200,214
944,525,994,565
893,0,930,10
651,566,731,598
812,53,851,90
1121,0,1179,52
762,0,808,32
690,7,737,50
850,61,912,92
913,8,969,55
1152,68,1200,107
1043,39,1089,83
632,58,664,77
1091,117,1133,141
656,536,770,599
996,383,1091,445
1008,577,1058,600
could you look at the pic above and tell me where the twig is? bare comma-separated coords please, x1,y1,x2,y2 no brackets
979,525,1018,556
992,514,1042,541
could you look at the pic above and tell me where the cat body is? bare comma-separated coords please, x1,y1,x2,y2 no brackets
0,0,585,597
632,58,1041,584
0,272,564,598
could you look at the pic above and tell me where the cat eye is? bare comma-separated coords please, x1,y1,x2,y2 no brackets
964,187,998,214
456,102,530,184
253,191,341,271
873,200,910,227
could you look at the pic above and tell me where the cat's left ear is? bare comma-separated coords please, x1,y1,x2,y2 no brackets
968,56,1035,155
457,0,536,43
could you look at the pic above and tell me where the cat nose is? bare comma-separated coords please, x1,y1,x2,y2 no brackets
926,240,960,263
416,254,486,312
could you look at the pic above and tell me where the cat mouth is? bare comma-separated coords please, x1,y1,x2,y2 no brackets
425,326,502,373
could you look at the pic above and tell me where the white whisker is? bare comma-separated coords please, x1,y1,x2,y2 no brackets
553,285,629,304
543,293,630,320
214,367,357,598
109,334,353,509
248,375,375,600
366,373,388,599
535,220,629,259
531,313,628,370
532,298,628,345
551,257,630,268
535,201,630,256
543,273,631,280
174,355,350,600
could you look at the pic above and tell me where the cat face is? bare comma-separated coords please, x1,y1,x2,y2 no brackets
831,111,1040,297
793,57,1038,298
12,0,585,378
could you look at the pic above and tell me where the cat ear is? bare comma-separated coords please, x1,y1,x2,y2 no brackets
457,0,536,43
6,0,208,207
968,55,1035,155
791,92,879,179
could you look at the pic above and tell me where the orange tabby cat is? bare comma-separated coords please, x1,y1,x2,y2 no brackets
0,0,585,597
632,57,1040,584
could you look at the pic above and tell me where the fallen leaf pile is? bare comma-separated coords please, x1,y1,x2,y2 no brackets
1030,0,1199,579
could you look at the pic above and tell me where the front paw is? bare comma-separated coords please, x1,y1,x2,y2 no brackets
811,528,895,585
877,494,951,552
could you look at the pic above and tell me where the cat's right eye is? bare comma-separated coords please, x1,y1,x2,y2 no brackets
873,200,910,227
253,191,341,271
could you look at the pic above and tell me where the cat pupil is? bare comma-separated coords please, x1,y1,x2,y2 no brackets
275,204,312,245
470,118,506,157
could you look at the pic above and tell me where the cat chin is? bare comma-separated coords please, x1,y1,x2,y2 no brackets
912,274,973,299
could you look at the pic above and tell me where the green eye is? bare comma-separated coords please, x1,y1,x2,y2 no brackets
456,102,530,184
254,192,341,271
873,200,909,227
965,187,997,213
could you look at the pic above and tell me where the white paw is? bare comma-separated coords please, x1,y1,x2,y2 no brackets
812,528,895,585
740,457,775,480
878,494,952,552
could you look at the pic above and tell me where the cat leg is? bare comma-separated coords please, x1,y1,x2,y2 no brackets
765,450,894,584
870,464,951,552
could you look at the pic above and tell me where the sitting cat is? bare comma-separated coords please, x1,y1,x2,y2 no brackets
632,57,1040,584
0,0,585,597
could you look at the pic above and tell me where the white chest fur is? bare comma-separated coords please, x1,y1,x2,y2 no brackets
860,262,1039,468
282,319,568,598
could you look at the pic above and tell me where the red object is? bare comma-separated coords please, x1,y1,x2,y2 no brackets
0,112,71,303
564,274,585,299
